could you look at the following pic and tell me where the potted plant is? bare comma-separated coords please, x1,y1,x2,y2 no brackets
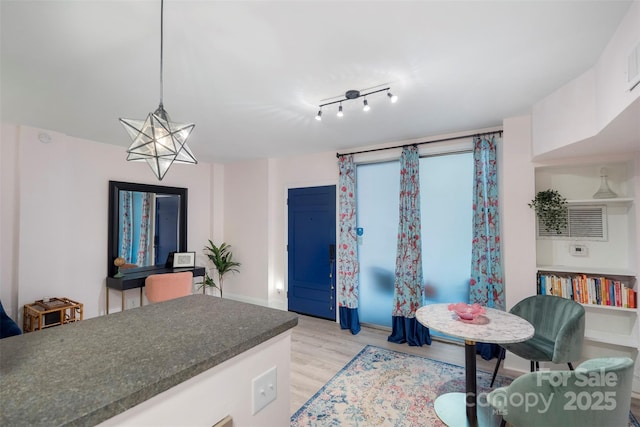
528,189,568,234
197,272,218,296
201,240,241,298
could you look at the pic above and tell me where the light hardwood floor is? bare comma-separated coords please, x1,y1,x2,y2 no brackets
290,314,640,421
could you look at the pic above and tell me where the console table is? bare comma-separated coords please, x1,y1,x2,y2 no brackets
106,266,205,313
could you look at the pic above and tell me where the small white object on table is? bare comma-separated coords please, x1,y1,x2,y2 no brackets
416,304,534,427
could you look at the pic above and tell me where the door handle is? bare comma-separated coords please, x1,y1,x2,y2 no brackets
329,244,335,280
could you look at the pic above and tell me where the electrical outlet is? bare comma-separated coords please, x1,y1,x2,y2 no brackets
252,367,277,414
126,299,137,309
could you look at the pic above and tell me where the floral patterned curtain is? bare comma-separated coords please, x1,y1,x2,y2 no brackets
388,146,431,346
470,134,504,359
119,191,133,262
119,191,153,266
470,135,504,309
337,155,361,334
136,192,153,266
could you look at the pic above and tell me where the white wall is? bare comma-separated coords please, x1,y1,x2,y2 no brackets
531,70,597,154
501,115,538,310
0,124,20,319
0,123,216,320
635,155,640,391
222,159,270,304
499,115,539,373
532,0,640,155
595,0,640,126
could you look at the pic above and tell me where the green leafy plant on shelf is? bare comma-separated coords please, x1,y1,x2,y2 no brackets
198,240,241,298
528,189,568,234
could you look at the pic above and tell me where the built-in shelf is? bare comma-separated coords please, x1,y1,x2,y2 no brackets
582,303,637,313
584,330,639,348
566,198,634,206
535,159,638,372
537,265,636,277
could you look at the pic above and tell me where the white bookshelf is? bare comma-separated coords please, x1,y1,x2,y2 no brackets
534,160,639,362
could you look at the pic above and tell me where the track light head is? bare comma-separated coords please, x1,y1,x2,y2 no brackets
387,91,398,103
363,98,370,112
315,110,322,121
337,104,344,117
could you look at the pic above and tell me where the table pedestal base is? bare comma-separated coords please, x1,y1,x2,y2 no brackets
434,392,503,427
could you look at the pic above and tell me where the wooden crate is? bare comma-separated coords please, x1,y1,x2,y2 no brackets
23,297,83,333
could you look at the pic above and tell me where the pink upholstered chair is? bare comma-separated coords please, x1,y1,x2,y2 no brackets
145,272,193,303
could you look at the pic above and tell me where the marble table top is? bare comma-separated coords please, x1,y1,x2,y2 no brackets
416,303,534,344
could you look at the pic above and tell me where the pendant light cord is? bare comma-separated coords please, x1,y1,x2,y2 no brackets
159,0,164,107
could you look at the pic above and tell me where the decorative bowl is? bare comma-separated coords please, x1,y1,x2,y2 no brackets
448,303,486,321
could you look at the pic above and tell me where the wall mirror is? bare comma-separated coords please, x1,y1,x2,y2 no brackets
108,181,187,277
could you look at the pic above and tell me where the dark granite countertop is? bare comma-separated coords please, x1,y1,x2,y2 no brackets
0,295,298,427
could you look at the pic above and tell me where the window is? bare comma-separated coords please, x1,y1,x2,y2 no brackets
356,152,473,328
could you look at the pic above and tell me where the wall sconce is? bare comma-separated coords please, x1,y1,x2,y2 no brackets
315,87,397,121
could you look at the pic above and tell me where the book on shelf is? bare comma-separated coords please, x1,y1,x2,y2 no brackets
537,272,636,309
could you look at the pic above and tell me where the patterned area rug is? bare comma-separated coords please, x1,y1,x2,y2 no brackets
291,345,640,427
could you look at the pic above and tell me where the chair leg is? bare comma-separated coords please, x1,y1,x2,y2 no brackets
530,361,535,372
490,347,506,387
535,361,540,371
500,419,506,427
568,362,574,370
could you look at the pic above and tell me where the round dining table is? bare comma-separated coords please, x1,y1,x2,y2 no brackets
416,304,534,427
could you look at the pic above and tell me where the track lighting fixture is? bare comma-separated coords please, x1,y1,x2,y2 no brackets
315,86,397,121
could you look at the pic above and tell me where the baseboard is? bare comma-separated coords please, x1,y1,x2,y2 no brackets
222,292,269,308
223,293,288,312
268,298,287,311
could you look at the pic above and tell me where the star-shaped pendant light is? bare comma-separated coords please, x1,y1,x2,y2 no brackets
120,105,196,180
119,0,196,181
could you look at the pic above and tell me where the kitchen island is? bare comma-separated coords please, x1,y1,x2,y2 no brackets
0,294,298,426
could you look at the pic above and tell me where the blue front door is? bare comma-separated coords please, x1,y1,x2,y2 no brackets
288,186,336,320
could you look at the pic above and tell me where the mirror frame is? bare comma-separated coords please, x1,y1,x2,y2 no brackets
108,180,188,277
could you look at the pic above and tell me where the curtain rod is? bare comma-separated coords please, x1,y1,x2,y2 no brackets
335,130,503,158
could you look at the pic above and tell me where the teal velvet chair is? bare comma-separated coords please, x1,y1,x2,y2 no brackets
490,295,585,387
487,357,634,427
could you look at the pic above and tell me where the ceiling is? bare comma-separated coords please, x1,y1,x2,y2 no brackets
0,0,634,164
